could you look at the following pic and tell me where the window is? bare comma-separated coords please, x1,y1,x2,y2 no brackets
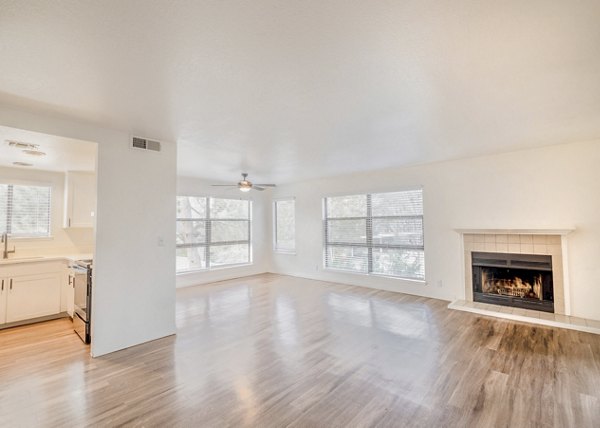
274,198,295,253
323,189,424,280
176,196,252,272
0,184,51,237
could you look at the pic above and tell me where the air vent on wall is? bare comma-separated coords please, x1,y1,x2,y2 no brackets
131,136,161,152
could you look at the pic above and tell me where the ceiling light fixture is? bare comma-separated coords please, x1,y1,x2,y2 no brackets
13,161,33,167
211,173,276,192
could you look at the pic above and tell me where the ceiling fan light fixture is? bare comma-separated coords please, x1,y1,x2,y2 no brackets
211,173,275,192
239,176,253,192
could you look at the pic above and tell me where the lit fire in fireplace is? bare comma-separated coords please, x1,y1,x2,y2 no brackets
481,269,543,300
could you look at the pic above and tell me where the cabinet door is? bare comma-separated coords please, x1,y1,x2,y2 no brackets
6,273,61,323
64,171,96,228
0,278,7,324
67,274,75,317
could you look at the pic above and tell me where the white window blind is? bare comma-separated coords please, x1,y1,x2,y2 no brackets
274,199,295,252
176,196,252,272
0,184,51,237
324,189,424,280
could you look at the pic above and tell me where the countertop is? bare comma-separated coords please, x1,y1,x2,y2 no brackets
0,253,93,266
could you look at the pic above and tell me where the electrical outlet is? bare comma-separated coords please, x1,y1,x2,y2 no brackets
436,280,443,288
157,237,165,247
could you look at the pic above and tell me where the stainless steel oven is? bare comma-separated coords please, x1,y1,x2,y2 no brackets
71,259,93,344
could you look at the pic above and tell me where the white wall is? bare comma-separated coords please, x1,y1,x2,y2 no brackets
176,176,270,287
270,141,600,321
0,105,177,357
0,166,94,256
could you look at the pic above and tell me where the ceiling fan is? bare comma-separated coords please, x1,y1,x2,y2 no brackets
211,173,276,192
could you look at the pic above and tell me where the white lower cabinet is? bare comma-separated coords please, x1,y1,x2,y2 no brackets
66,272,75,317
0,278,7,325
0,261,65,325
5,273,61,323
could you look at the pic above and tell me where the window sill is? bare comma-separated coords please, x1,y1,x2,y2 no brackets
322,267,426,284
176,262,254,276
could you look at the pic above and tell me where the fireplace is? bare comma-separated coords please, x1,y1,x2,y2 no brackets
472,252,554,313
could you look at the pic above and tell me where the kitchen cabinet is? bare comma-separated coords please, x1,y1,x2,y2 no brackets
0,278,7,326
66,271,75,317
0,261,65,325
5,273,61,323
64,171,96,228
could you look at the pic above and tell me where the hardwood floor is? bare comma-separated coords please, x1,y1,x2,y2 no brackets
1,273,600,427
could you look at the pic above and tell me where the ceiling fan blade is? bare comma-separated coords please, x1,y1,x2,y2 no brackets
252,185,266,191
253,184,276,187
211,184,238,187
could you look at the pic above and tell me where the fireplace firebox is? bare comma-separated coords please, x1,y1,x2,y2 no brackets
472,252,554,313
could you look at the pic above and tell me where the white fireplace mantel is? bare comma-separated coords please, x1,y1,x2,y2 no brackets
454,228,575,235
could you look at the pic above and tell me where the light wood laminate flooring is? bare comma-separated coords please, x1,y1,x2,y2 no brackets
1,273,600,427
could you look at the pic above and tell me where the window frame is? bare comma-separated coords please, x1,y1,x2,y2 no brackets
176,195,253,274
322,188,425,281
0,181,53,239
273,197,296,254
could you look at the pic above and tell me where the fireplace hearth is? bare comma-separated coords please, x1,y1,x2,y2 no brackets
472,252,554,313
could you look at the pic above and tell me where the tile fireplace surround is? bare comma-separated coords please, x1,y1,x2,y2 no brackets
456,229,572,316
449,229,600,335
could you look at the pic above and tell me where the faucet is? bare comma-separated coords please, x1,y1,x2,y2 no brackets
1,233,16,259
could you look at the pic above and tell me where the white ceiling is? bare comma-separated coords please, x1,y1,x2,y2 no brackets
0,125,96,173
0,1,599,183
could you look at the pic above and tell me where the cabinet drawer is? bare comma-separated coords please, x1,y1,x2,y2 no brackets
0,261,65,277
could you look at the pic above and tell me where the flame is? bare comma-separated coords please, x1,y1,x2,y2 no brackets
481,270,543,299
